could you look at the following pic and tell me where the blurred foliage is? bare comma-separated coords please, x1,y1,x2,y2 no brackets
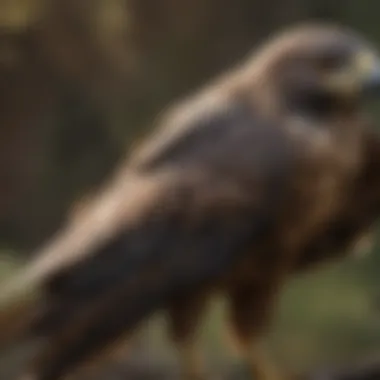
0,0,380,378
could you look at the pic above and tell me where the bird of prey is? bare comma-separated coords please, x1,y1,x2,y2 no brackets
0,23,380,380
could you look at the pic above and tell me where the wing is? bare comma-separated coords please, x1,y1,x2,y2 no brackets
0,97,297,379
41,97,295,303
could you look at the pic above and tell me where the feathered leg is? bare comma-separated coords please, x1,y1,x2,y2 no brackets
167,293,210,380
226,281,285,380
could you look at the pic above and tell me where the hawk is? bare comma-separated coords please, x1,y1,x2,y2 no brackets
1,23,380,380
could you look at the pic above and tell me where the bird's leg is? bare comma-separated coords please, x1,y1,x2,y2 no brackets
167,293,209,380
226,282,285,380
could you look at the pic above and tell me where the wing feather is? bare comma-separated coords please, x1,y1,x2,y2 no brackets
0,99,297,379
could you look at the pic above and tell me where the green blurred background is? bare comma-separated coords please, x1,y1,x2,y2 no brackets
0,0,380,378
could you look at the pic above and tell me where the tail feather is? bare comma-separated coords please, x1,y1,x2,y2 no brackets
0,171,170,349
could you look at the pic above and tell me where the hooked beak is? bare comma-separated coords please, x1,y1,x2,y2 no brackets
326,49,380,97
356,50,380,95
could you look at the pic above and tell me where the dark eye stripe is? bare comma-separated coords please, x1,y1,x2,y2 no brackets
319,48,349,70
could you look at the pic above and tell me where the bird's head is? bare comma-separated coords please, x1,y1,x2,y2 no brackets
249,23,380,116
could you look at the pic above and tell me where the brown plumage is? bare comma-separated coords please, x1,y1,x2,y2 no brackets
295,125,380,273
1,23,380,380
